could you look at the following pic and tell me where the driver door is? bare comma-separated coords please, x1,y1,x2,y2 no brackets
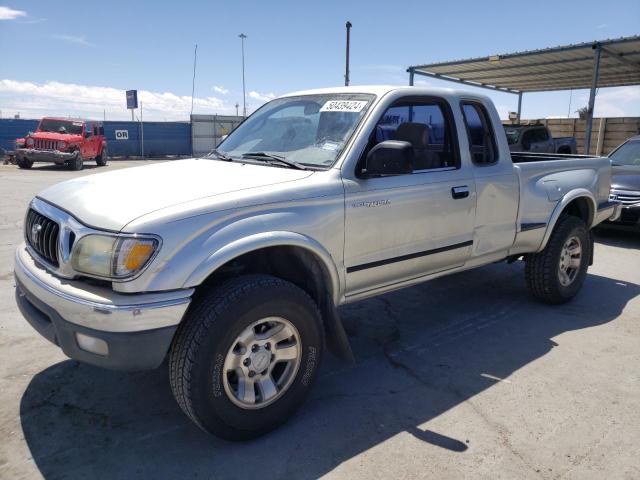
343,96,476,297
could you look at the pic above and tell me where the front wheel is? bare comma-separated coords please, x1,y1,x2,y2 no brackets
17,157,33,169
169,275,324,440
70,151,84,170
525,215,591,304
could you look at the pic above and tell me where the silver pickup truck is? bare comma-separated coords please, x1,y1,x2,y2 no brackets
14,86,620,440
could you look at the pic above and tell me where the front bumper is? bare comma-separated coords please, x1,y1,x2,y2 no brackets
605,205,640,228
14,246,193,370
16,148,77,163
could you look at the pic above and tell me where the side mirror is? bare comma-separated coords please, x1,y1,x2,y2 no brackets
363,140,413,177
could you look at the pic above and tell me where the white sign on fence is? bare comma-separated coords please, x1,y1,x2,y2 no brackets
115,130,129,140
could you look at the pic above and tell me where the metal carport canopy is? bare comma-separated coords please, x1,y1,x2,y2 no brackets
407,35,640,153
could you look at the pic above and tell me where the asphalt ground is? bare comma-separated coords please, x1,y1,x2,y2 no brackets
1,160,639,479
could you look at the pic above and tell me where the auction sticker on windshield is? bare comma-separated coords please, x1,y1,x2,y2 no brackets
320,100,368,112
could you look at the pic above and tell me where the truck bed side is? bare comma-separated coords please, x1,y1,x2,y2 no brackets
509,156,613,255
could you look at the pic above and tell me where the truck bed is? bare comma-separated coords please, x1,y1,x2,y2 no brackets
511,152,597,163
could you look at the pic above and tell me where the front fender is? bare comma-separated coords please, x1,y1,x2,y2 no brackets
182,231,342,305
537,188,596,252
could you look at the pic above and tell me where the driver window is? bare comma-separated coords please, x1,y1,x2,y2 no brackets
370,100,458,170
84,123,93,137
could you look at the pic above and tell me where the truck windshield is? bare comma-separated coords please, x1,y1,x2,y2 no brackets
609,139,640,166
39,119,83,135
215,94,375,169
504,128,521,145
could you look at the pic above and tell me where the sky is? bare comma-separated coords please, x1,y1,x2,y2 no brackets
0,0,639,121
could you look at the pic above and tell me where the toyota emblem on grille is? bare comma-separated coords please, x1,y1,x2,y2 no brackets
31,223,42,242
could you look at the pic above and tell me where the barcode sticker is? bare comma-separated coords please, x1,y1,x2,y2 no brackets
320,100,368,113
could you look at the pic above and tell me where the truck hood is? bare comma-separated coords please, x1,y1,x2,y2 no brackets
37,159,314,231
611,165,640,191
30,131,83,142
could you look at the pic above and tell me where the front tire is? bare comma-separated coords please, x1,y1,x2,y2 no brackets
17,157,33,169
70,151,84,170
169,275,324,440
525,215,591,304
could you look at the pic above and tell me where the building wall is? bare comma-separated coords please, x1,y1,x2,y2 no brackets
191,115,244,156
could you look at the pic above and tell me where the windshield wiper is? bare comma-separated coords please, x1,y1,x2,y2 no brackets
241,152,307,170
206,148,233,161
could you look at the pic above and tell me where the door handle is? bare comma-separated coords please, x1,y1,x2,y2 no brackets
451,186,469,199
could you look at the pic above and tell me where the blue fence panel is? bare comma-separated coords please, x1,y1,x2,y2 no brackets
0,119,39,151
0,119,192,157
103,121,141,156
104,121,192,157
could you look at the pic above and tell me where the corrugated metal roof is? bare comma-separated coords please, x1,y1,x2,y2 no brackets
409,35,640,93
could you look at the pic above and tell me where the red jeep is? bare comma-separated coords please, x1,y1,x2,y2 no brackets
16,117,108,170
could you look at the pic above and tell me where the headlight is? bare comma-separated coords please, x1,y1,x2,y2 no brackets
57,141,67,150
26,138,34,147
71,235,159,279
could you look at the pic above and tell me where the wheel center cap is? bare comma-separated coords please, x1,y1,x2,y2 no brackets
251,349,271,372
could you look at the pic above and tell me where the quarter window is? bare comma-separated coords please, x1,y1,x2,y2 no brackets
370,100,458,170
461,102,497,165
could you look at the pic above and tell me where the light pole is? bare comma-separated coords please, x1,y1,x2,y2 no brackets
344,21,352,86
239,33,247,117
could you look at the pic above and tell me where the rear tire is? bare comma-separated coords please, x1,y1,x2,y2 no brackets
169,274,324,440
96,147,108,166
525,215,591,304
17,157,33,169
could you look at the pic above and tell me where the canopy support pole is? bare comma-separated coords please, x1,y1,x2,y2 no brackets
584,44,602,155
409,68,415,86
516,92,523,123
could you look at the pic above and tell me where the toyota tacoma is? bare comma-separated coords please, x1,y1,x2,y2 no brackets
14,86,620,440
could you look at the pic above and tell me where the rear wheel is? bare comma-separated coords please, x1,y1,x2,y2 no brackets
525,215,591,304
169,274,324,440
17,157,33,169
96,147,108,166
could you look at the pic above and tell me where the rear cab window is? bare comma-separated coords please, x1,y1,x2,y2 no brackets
461,102,498,165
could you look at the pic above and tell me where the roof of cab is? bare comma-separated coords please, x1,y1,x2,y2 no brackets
281,84,478,98
41,117,101,123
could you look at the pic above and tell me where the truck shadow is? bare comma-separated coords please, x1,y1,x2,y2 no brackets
19,263,639,479
23,164,103,172
594,228,639,249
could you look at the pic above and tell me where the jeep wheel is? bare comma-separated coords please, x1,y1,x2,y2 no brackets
71,151,84,171
17,157,33,169
96,147,108,166
525,215,591,304
169,275,324,440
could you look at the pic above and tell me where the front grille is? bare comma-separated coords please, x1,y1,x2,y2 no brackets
25,209,60,266
34,139,56,150
611,190,640,206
